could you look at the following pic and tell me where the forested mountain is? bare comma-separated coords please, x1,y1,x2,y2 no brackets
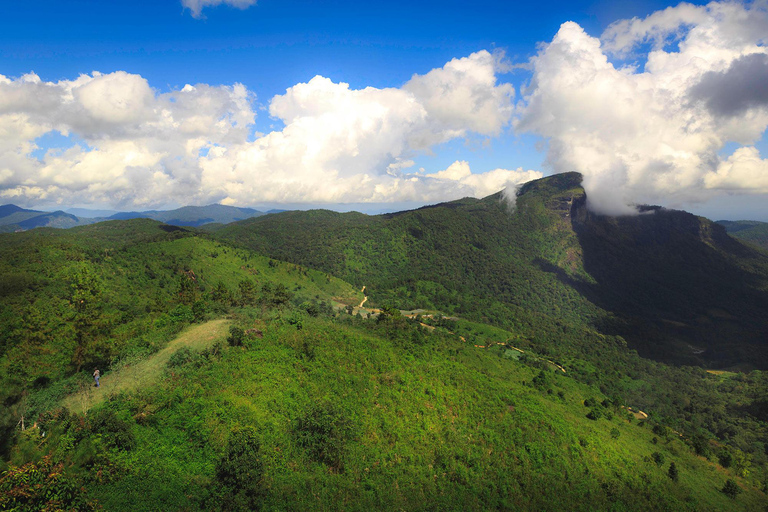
216,172,768,370
105,204,267,226
718,220,768,251
1,176,767,510
0,203,267,232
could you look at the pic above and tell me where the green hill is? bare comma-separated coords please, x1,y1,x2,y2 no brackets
718,220,768,251
4,311,766,510
215,172,768,370
1,179,767,510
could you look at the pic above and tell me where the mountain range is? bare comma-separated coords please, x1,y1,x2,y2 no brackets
0,203,273,232
1,172,766,510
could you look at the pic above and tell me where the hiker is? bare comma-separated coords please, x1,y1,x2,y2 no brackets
93,368,100,388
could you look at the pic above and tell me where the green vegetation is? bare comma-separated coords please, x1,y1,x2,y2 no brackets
1,173,767,510
4,308,766,510
718,220,768,251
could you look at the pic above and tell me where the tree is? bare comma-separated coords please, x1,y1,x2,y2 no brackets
68,264,101,371
0,456,97,511
227,326,245,347
214,426,264,510
237,279,257,306
721,479,741,500
668,461,678,482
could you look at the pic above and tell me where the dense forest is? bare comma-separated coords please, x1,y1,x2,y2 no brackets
1,173,767,510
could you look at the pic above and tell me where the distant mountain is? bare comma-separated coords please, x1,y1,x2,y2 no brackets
17,211,82,229
0,204,46,229
65,207,120,218
106,204,266,226
717,220,768,250
0,203,269,232
216,172,768,370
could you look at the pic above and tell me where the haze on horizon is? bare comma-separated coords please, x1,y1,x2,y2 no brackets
0,0,767,221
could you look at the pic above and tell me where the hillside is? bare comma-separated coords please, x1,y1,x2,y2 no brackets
4,308,766,510
215,172,768,370
1,181,767,510
718,220,768,251
0,219,361,453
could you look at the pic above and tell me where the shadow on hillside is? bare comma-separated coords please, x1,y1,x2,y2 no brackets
559,198,768,369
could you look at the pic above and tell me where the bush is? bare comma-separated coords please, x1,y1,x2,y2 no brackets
294,401,354,471
214,426,264,510
718,450,733,468
668,461,678,482
168,346,196,368
721,479,741,499
0,456,96,511
586,408,602,421
652,452,665,466
88,408,135,451
227,326,245,347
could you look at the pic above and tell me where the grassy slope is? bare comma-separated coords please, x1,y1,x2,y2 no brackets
62,318,231,413
11,313,763,511
0,219,361,457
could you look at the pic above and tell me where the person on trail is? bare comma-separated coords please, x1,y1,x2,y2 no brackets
93,368,100,388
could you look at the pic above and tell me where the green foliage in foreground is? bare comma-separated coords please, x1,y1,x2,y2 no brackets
0,219,360,459
4,312,765,510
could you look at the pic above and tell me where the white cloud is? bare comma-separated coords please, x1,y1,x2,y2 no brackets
0,51,526,209
182,0,258,19
424,160,541,199
518,1,768,215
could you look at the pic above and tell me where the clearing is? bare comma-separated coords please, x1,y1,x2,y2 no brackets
63,318,231,413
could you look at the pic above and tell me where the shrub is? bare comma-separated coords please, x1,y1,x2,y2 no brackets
586,408,602,421
168,346,196,368
668,461,678,482
227,326,245,347
294,401,354,471
721,479,741,499
214,426,264,510
718,450,733,468
0,456,96,511
652,452,665,466
88,408,135,451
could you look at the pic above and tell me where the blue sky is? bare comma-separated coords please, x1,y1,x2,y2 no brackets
1,0,767,219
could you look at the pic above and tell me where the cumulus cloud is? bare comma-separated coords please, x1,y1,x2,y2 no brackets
690,53,768,117
182,0,257,19
0,51,526,209
424,161,541,199
519,1,768,215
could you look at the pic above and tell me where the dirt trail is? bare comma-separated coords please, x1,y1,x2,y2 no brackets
357,286,368,308
62,318,231,413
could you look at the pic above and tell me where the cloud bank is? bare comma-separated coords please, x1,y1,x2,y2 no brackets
0,51,537,209
519,1,768,215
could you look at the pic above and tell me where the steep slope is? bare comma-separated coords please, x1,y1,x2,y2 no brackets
6,313,767,511
718,220,768,251
215,172,768,370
